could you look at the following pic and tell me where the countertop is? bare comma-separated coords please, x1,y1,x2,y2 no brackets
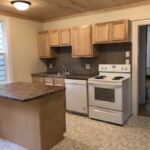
0,82,65,102
31,72,97,80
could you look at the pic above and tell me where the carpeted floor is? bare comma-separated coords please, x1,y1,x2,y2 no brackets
0,113,150,150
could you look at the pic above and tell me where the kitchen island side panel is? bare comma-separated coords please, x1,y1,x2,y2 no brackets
0,90,66,150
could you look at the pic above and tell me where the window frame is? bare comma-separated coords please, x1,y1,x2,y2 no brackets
0,16,13,83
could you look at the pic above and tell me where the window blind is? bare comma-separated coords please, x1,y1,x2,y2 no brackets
0,22,6,81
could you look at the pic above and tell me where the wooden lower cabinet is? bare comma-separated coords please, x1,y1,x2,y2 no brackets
32,76,65,87
32,76,43,84
54,78,65,86
43,77,54,86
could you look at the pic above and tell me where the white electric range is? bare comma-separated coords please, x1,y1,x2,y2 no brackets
88,64,131,125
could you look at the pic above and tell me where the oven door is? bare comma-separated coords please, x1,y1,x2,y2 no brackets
89,82,122,111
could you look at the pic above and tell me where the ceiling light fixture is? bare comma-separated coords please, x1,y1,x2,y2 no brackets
11,0,31,11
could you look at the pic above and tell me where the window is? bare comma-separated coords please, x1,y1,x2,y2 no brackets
0,22,6,82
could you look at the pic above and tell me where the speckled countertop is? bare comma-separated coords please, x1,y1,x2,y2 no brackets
31,72,96,80
0,82,65,102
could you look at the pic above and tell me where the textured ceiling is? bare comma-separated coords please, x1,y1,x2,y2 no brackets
0,0,150,22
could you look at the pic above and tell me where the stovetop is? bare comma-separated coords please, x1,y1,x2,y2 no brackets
88,64,131,83
94,75,124,80
88,73,131,84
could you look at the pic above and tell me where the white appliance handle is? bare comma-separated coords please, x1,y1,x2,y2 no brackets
65,79,87,85
89,83,121,89
66,82,86,86
94,108,118,114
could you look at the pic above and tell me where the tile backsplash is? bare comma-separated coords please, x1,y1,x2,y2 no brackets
46,43,131,74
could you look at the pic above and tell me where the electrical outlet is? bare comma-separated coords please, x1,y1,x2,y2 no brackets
49,64,53,68
86,64,91,69
125,59,130,64
126,51,130,57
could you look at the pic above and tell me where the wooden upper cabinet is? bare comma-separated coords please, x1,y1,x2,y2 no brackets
72,26,95,57
110,20,130,42
49,30,60,46
49,28,71,47
60,29,71,46
92,20,131,44
92,23,110,43
38,31,50,58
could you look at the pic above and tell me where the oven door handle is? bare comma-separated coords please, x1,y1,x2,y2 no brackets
88,82,121,88
94,108,118,114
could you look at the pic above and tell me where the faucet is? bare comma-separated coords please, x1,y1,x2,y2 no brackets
62,64,71,75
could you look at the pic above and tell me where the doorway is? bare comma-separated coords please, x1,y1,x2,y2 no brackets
138,25,150,116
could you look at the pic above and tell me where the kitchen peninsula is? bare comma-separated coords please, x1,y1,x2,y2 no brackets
0,82,66,150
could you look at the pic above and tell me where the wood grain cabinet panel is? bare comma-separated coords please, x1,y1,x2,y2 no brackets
110,20,129,42
38,31,50,58
92,20,131,44
54,78,65,86
92,23,110,43
38,31,56,58
43,77,54,86
71,26,96,57
49,30,60,46
32,76,65,87
49,29,71,47
32,76,43,84
60,29,71,46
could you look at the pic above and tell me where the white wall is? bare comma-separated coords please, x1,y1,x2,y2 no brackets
8,17,46,82
44,4,150,30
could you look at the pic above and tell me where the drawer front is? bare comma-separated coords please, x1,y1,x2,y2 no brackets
32,76,43,83
44,82,54,86
54,78,65,86
44,77,53,83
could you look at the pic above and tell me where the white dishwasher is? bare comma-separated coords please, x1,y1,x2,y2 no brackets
65,79,88,114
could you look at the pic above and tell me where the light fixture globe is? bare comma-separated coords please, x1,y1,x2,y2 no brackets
11,0,31,11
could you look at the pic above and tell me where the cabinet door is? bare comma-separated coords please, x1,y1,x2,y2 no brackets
38,31,50,57
43,77,54,86
92,23,109,43
110,20,128,42
32,76,43,84
49,30,60,46
54,78,65,86
72,26,93,57
60,29,71,46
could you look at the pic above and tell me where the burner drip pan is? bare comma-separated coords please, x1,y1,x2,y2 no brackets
95,76,106,79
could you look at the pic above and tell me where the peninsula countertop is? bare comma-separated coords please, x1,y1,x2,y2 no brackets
0,82,65,102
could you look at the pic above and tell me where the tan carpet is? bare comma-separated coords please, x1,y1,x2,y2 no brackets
51,113,150,150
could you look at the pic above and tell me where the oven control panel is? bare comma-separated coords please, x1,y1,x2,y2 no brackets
99,64,131,72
